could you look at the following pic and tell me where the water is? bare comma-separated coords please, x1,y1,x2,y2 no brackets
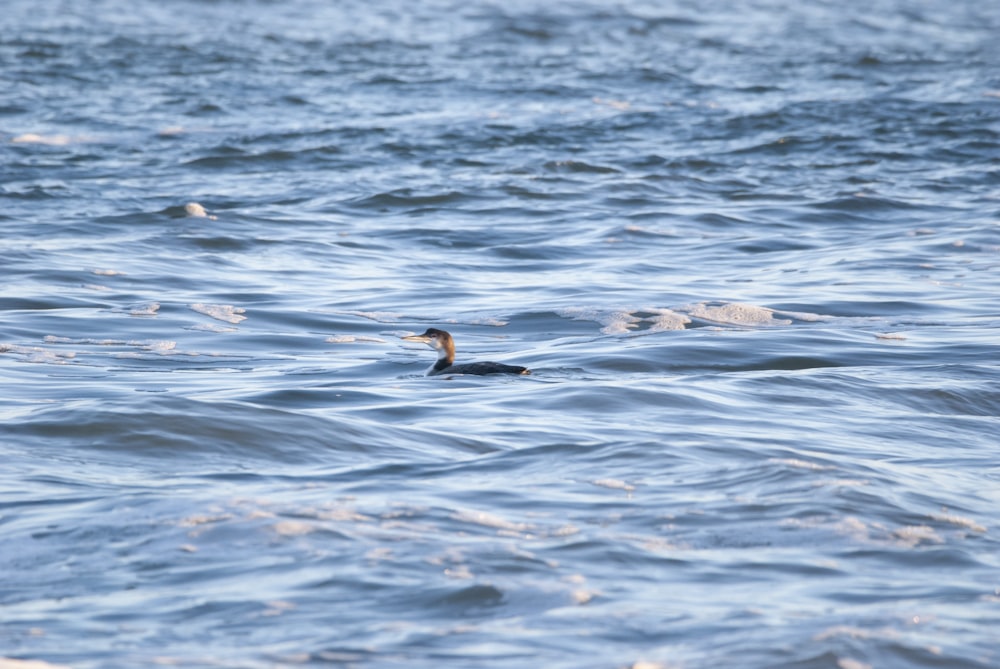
2,0,999,667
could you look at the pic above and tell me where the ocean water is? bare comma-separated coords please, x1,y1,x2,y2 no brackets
2,0,1000,667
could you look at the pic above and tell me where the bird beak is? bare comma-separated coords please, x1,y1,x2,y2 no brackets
402,333,431,343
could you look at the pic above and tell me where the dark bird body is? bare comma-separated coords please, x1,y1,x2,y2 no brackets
402,328,530,376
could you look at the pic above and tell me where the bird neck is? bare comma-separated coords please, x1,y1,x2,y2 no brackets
434,340,455,368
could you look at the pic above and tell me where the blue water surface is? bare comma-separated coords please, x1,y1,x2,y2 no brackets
2,0,1000,667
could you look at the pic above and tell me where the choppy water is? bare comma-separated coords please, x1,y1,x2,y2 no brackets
3,0,1000,667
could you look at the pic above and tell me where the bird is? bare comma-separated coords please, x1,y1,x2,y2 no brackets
401,328,530,376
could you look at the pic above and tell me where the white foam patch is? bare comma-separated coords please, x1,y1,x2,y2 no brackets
44,335,176,352
444,565,474,580
892,525,943,547
272,520,314,537
628,662,672,669
325,335,386,344
0,344,75,364
261,600,296,617
131,339,177,354
559,306,691,334
465,316,508,327
342,310,405,323
837,658,874,669
179,513,234,527
93,268,125,276
0,658,74,669
11,133,74,146
592,96,630,110
592,478,636,492
130,302,160,316
643,308,690,331
558,307,641,334
311,506,372,522
190,303,246,324
622,223,679,237
451,510,532,533
184,202,217,219
808,515,959,550
38,336,187,359
812,478,869,489
769,457,835,471
773,308,825,322
188,323,238,333
684,302,792,326
930,512,986,533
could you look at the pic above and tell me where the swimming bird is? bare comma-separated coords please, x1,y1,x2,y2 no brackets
402,328,530,376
